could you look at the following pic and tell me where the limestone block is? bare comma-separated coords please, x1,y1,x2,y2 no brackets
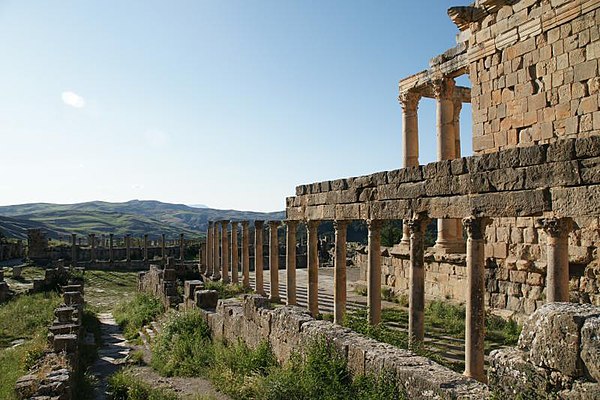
575,135,600,158
53,334,78,354
519,145,546,166
580,316,600,381
519,303,600,378
369,200,411,220
184,280,204,300
195,290,219,310
551,185,600,217
470,189,550,217
524,161,581,189
580,157,600,184
386,166,423,184
488,348,552,398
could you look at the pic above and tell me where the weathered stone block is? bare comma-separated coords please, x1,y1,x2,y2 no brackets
470,189,550,217
547,138,576,162
525,161,581,189
580,316,600,382
195,290,219,310
519,145,546,166
575,135,600,158
551,185,600,217
387,166,423,184
423,160,451,179
519,303,600,378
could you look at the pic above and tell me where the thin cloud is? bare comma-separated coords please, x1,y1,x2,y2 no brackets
144,129,170,147
61,91,86,108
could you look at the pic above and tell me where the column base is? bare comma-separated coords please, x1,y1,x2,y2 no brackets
431,240,466,254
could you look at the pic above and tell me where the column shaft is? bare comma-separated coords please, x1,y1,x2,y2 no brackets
221,221,230,283
109,234,114,263
334,220,348,325
161,234,166,262
254,221,265,295
269,221,280,301
231,222,239,284
285,221,298,305
71,234,77,267
90,234,96,262
463,216,489,383
241,222,250,288
409,215,428,348
307,220,320,317
213,223,220,279
179,233,185,261
542,218,572,302
367,220,382,325
126,234,131,262
206,223,213,276
143,234,149,262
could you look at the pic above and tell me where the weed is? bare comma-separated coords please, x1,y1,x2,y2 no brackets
114,293,165,340
203,281,252,299
108,370,180,400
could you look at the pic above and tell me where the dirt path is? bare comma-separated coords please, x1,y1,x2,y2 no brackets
90,312,130,399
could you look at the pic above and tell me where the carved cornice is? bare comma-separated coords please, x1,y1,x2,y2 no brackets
407,214,430,235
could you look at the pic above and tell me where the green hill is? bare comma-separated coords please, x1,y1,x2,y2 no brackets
0,200,284,240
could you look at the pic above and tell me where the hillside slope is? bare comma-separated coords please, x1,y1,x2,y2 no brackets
0,200,284,239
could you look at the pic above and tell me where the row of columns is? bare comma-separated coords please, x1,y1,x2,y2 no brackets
399,77,464,253
206,215,573,383
70,233,186,264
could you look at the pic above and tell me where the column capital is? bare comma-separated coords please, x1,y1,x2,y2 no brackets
407,214,430,234
367,219,383,232
284,219,299,228
268,220,281,229
208,221,214,227
254,220,264,229
539,217,572,238
241,220,249,228
334,220,350,230
462,216,491,240
306,219,320,230
398,90,421,113
220,220,230,227
432,77,456,100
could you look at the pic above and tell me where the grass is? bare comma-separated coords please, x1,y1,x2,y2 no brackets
84,270,139,312
150,309,406,400
0,292,61,400
108,370,181,400
203,280,253,299
114,293,165,340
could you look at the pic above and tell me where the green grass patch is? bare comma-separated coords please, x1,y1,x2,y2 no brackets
114,293,165,340
150,310,406,400
0,292,61,399
84,270,138,312
203,280,253,299
108,370,180,400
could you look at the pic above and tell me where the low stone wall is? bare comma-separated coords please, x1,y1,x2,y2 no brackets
138,261,181,308
199,295,488,399
0,270,8,302
15,284,85,399
489,302,600,399
0,241,24,261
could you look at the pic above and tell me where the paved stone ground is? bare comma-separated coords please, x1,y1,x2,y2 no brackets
90,312,130,400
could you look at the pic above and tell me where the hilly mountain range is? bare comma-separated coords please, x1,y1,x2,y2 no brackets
0,200,284,240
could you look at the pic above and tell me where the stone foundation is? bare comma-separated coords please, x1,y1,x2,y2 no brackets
489,302,600,399
138,262,182,308
198,295,489,399
15,284,85,400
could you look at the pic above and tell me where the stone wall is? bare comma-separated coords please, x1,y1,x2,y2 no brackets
198,295,488,400
469,0,600,154
0,241,24,261
138,261,181,308
15,284,85,399
489,302,600,398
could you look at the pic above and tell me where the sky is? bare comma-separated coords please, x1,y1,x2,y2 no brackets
0,0,472,212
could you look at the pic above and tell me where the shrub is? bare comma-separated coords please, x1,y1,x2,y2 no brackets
114,293,165,340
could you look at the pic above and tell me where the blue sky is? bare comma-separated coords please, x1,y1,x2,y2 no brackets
0,0,471,211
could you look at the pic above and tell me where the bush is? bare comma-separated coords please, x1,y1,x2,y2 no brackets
114,293,165,340
151,310,212,377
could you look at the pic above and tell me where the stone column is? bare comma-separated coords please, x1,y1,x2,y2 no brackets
143,234,149,262
399,91,421,246
433,77,461,253
454,99,464,241
213,223,220,280
285,220,298,305
161,234,166,262
367,219,382,325
231,222,239,284
463,216,490,382
307,220,320,317
268,221,280,301
125,234,131,262
71,234,77,267
241,221,250,288
206,222,213,276
334,220,349,325
90,234,96,262
179,233,185,261
109,234,114,263
221,221,230,283
408,214,429,348
542,218,572,302
254,221,265,295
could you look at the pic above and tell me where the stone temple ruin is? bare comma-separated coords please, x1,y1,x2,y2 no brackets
181,0,600,397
